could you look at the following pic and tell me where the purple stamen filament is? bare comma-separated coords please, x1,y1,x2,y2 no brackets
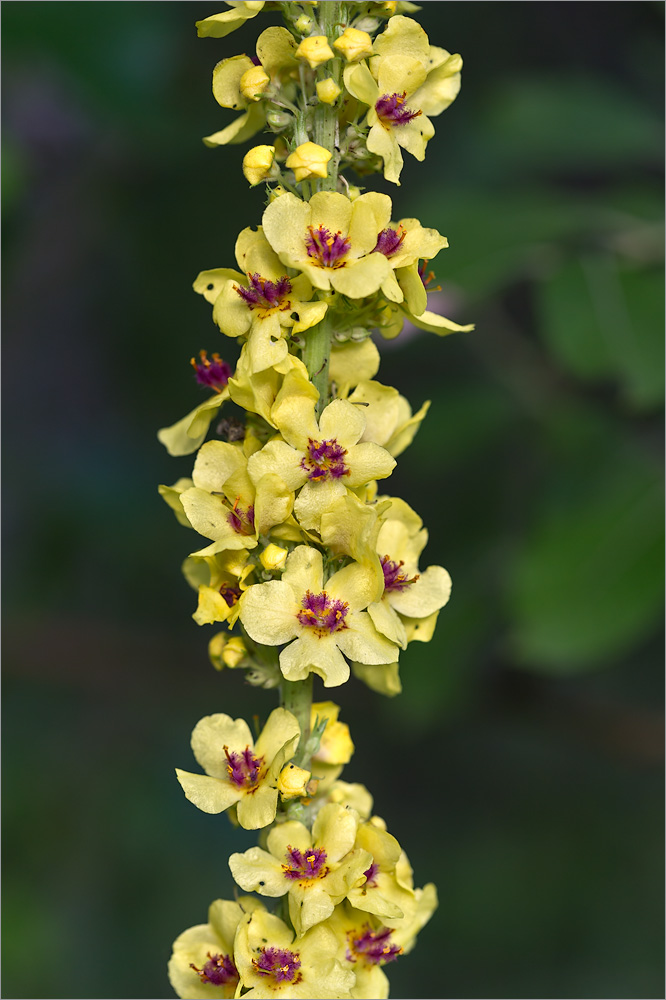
219,583,241,607
253,947,302,984
224,745,264,788
348,925,403,966
375,91,422,127
363,862,379,887
305,226,351,268
381,555,419,593
419,259,441,291
301,437,349,482
373,226,406,257
235,273,292,311
190,350,232,393
227,498,255,535
282,845,329,881
190,952,239,986
297,591,349,637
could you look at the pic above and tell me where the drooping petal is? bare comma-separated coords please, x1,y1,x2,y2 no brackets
279,633,350,687
336,611,399,665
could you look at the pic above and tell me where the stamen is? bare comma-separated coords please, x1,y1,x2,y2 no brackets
375,92,422,127
300,437,349,482
224,744,264,788
227,498,255,535
418,259,441,291
281,845,329,880
235,273,292,311
373,226,406,257
381,555,419,592
305,226,351,268
252,947,302,984
190,952,239,986
190,350,232,393
297,591,349,637
347,925,403,966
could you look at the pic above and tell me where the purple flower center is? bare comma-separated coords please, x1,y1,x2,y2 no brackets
348,925,403,966
235,273,292,311
418,259,441,291
363,862,379,887
227,499,255,536
297,590,349,637
300,437,349,482
224,745,264,788
282,845,329,881
253,947,302,984
375,91,422,127
373,226,406,258
381,555,419,593
190,952,239,986
219,583,241,607
190,350,232,393
305,225,351,268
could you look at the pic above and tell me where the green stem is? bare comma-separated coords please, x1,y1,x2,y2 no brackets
282,1,345,773
281,676,313,767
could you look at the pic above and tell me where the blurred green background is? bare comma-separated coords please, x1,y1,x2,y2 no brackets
2,3,664,998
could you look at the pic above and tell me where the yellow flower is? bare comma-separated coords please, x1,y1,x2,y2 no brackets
261,190,393,298
295,35,334,69
229,802,372,935
175,707,300,829
242,144,276,185
285,141,332,182
234,908,355,998
333,27,373,62
194,227,327,375
316,77,341,104
168,896,263,999
239,545,398,688
346,821,415,923
246,370,396,531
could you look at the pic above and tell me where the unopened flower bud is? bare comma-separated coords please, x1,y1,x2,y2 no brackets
242,144,276,186
333,27,373,62
266,108,292,131
268,185,289,202
311,702,355,764
294,14,313,33
346,184,363,202
221,636,247,668
316,77,341,105
239,64,270,102
295,35,334,69
260,543,288,572
286,141,332,182
278,762,312,799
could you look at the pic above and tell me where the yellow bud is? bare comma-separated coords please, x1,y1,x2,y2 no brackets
346,183,363,201
242,144,276,186
239,64,270,102
268,185,289,202
294,14,313,33
278,762,312,799
222,636,247,668
312,701,355,765
208,632,228,671
295,35,334,69
333,27,374,62
260,542,289,572
316,77,342,105
381,1,397,12
286,141,332,182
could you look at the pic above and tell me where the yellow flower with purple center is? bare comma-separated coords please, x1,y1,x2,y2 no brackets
168,896,263,1000
239,545,397,687
344,15,462,184
347,820,415,923
175,707,300,829
234,908,355,998
229,802,373,936
194,227,327,375
261,191,393,298
325,904,404,1000
246,369,396,530
178,440,294,558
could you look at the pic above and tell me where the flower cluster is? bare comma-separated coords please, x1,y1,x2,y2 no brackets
162,3,470,997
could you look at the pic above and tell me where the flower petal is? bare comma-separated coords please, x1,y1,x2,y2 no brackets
175,770,242,814
229,847,287,896
239,580,300,645
336,611,399,665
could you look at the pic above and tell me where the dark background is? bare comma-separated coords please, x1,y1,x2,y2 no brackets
2,3,664,998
